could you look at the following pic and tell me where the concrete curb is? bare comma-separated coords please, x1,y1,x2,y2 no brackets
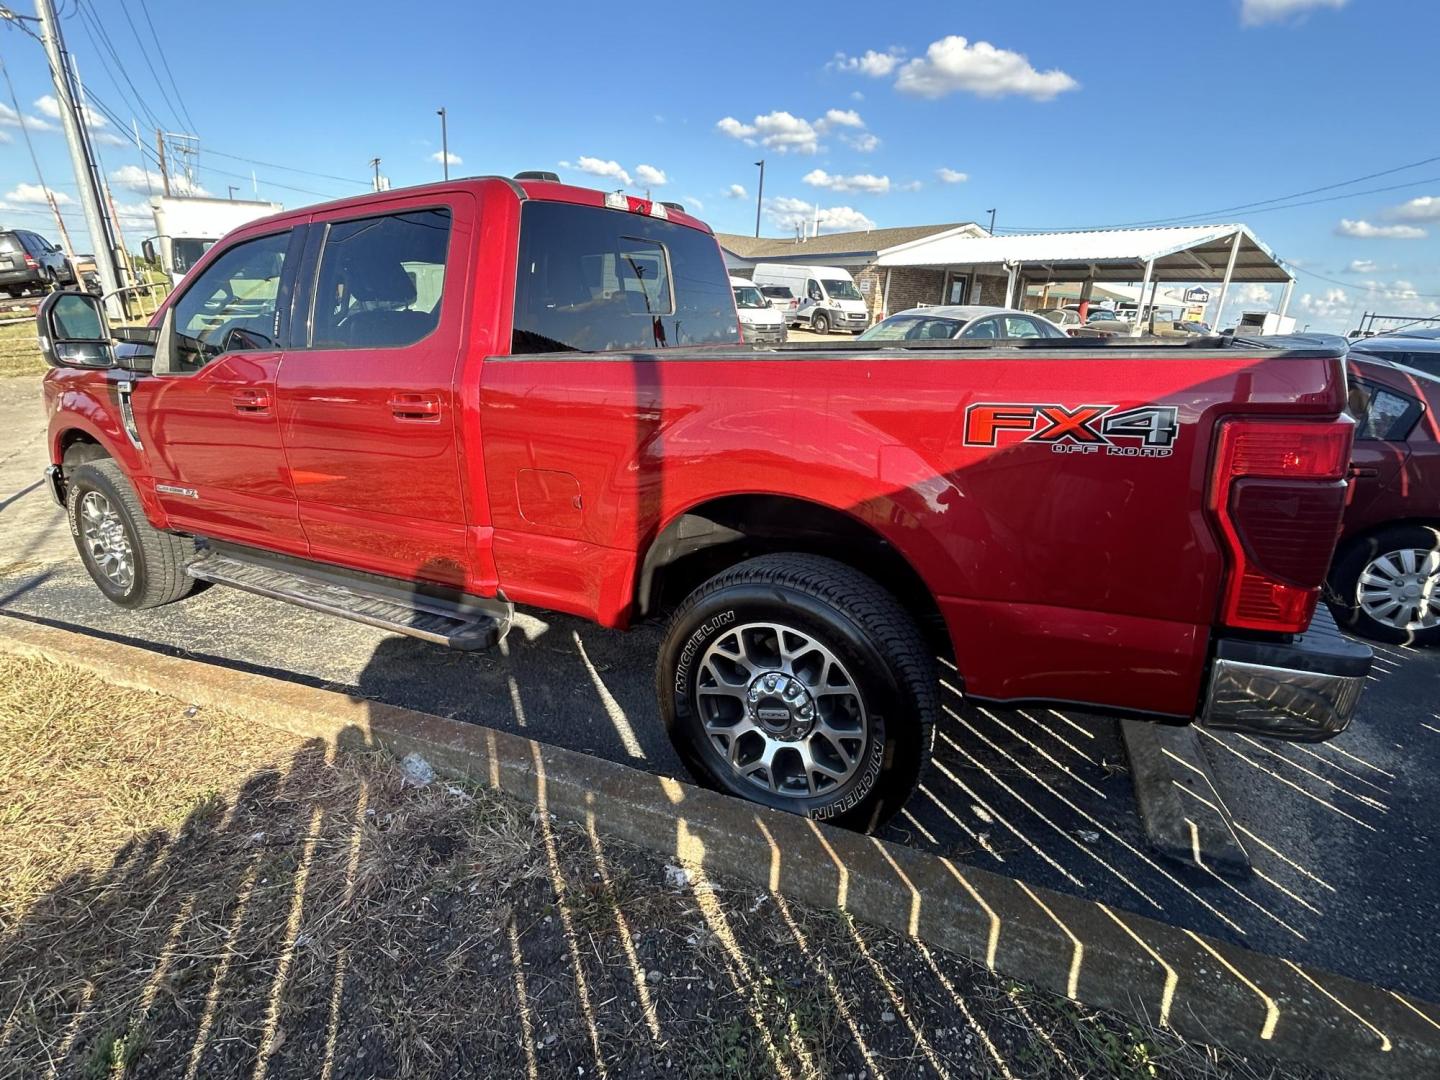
1122,719,1252,878
2,616,1435,1080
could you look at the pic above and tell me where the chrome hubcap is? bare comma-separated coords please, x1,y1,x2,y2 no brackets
80,491,134,590
696,622,867,799
1358,547,1440,630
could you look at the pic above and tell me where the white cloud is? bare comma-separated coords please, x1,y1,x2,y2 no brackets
766,196,876,234
1336,218,1427,240
110,164,209,197
898,180,923,192
570,156,631,186
715,108,869,155
0,100,55,132
635,164,667,186
1389,195,1440,222
4,182,71,206
430,150,462,166
802,169,890,194
843,132,880,152
34,93,106,133
1295,287,1351,321
830,49,906,77
936,167,969,184
891,35,1078,101
0,131,10,144
682,195,703,210
726,183,747,199
1347,259,1379,273
1241,0,1347,26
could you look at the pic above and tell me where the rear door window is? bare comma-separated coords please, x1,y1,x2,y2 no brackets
512,201,739,352
1349,379,1423,441
310,208,451,349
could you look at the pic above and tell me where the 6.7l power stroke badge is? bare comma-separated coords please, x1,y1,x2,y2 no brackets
962,403,1180,458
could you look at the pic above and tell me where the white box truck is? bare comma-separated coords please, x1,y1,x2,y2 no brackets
751,264,869,334
1235,310,1297,336
143,196,284,286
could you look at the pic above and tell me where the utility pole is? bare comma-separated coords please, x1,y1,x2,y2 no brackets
155,128,171,196
35,0,123,317
986,208,996,234
370,156,382,192
436,108,449,180
753,159,765,238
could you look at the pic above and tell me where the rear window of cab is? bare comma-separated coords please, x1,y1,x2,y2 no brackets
512,201,740,353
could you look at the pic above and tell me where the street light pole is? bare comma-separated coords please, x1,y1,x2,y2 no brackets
437,108,449,180
986,208,997,234
754,159,765,238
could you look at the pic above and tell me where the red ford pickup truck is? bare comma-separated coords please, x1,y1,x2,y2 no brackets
36,176,1371,829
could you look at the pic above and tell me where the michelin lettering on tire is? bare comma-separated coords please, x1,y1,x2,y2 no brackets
810,731,885,820
66,483,82,537
673,609,736,695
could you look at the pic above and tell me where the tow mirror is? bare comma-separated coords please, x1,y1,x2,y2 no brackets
36,291,113,370
141,238,156,264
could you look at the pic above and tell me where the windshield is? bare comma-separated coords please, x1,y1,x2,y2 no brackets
1089,310,1119,320
733,285,766,309
822,278,862,301
172,237,216,274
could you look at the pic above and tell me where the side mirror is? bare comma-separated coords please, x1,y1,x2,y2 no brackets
36,291,114,370
141,238,156,264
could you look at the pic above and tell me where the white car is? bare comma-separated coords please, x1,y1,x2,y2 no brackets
730,277,788,344
859,305,1069,342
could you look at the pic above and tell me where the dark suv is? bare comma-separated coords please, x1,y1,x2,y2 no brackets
0,229,74,298
1325,352,1440,645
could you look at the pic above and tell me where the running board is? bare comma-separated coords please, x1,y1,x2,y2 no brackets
186,548,511,651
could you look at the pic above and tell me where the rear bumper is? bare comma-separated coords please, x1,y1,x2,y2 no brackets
1198,605,1371,742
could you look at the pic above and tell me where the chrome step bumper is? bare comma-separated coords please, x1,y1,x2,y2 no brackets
1198,605,1371,742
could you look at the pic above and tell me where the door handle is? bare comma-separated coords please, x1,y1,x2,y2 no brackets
387,394,442,422
231,389,272,413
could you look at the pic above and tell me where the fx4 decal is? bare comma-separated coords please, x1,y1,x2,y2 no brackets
963,403,1180,458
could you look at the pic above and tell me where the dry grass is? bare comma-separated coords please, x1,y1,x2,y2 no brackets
0,654,1332,1079
0,322,44,379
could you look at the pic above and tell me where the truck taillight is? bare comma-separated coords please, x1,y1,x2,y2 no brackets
1209,419,1353,633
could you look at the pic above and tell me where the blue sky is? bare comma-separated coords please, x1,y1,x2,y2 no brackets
1,0,1436,332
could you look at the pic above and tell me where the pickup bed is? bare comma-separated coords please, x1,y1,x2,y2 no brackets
36,175,1371,829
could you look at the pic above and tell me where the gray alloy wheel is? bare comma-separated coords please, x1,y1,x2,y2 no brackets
1357,547,1440,631
78,490,135,592
695,621,868,799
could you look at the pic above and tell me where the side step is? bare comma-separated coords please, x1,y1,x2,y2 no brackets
187,547,511,651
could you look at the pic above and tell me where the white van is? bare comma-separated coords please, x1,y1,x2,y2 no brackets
751,264,869,334
729,276,788,344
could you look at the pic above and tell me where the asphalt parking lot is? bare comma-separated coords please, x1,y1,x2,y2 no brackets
2,373,1437,1004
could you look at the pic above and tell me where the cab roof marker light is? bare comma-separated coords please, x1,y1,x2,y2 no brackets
604,191,628,210
649,201,669,220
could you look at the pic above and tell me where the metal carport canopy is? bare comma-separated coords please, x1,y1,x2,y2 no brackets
874,223,1291,282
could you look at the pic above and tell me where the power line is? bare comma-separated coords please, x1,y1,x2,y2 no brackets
72,0,164,133
199,147,368,186
995,150,1440,233
116,0,184,132
135,0,195,132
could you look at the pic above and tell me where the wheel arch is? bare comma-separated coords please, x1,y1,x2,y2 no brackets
635,492,951,659
1334,517,1440,565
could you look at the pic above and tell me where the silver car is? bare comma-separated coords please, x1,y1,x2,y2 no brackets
858,305,1070,342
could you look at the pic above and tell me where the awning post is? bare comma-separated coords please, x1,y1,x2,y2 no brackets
1004,261,1019,308
882,267,892,320
1131,259,1154,337
1210,230,1242,330
1277,276,1295,319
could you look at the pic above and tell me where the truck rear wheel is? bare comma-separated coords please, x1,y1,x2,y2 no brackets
657,554,936,831
67,460,199,610
1327,524,1440,646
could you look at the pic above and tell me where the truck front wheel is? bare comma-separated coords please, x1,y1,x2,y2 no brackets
67,460,199,610
657,554,936,831
811,311,830,334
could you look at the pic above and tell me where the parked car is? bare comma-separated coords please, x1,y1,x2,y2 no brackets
1325,352,1440,645
34,175,1369,829
0,229,75,297
730,276,787,344
1344,332,1440,381
860,305,1068,341
758,284,802,327
752,264,869,334
1038,308,1119,338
